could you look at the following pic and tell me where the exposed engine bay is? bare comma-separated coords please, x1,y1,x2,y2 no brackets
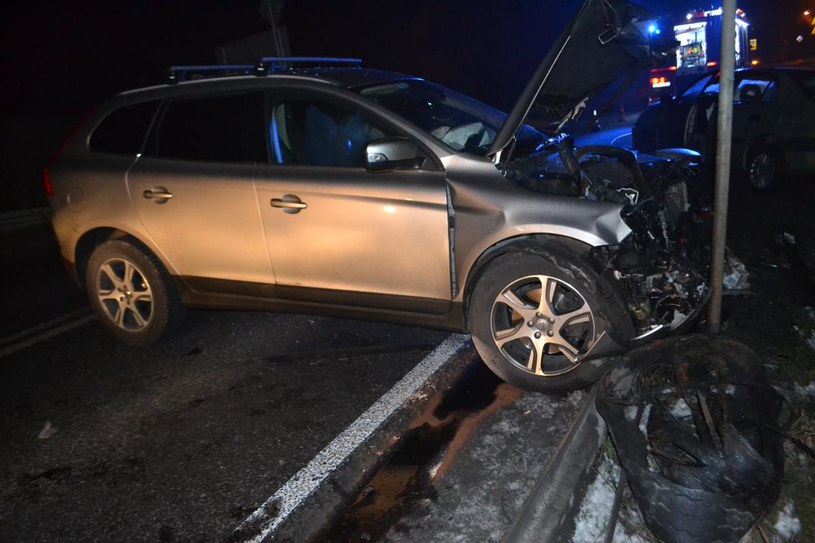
504,135,712,340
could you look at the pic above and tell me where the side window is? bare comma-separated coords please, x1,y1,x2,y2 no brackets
148,93,265,163
735,78,776,103
89,100,160,155
267,97,396,167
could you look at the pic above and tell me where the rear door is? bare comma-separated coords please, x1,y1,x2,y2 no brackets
128,91,275,296
254,90,452,314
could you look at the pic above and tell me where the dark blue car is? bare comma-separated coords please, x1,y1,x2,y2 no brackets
633,67,815,190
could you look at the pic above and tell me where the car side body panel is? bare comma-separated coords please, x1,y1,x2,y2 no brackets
442,154,632,303
47,64,634,337
254,163,452,313
48,152,150,275
127,157,274,292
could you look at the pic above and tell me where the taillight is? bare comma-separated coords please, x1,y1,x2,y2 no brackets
42,108,92,200
43,166,54,197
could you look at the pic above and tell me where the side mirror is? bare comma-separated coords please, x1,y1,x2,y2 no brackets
366,137,425,172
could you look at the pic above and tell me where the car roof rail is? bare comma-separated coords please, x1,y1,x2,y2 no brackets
167,57,363,84
168,64,255,84
253,56,363,76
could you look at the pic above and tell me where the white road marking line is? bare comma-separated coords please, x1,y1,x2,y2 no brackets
235,333,469,543
0,311,96,358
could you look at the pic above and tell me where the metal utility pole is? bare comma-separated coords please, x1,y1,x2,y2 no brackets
707,0,737,333
258,0,290,57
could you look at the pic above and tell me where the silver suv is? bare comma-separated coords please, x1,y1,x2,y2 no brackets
45,0,708,391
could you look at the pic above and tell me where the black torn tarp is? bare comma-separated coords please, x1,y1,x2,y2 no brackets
596,335,784,543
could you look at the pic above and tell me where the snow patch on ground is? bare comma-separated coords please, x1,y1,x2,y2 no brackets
572,454,620,543
571,453,651,543
670,398,692,418
492,418,521,435
788,379,814,401
566,389,585,409
773,502,801,541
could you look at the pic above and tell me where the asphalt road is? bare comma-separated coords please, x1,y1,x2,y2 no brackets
0,220,87,337
0,303,451,541
0,216,595,543
0,220,459,541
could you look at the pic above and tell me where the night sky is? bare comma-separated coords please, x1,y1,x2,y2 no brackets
1,0,813,117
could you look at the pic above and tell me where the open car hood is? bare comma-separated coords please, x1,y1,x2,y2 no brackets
489,0,675,159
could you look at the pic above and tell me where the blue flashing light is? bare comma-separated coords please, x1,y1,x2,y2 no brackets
648,24,658,34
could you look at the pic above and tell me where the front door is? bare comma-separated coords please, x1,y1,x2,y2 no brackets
255,94,452,313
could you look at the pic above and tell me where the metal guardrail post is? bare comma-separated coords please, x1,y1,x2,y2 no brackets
707,0,737,334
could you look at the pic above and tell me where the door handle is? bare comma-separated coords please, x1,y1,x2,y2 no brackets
271,195,307,214
143,188,173,203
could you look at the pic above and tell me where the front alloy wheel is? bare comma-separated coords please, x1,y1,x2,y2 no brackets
491,274,595,377
469,245,633,392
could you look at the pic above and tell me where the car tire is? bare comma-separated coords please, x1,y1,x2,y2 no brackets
86,239,185,345
468,244,633,392
747,147,784,191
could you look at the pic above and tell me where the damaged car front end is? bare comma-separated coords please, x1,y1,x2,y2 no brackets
448,0,713,390
503,134,711,340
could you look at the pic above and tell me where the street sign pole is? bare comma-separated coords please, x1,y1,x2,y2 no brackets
707,0,737,333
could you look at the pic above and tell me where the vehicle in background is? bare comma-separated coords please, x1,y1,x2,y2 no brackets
633,66,815,190
646,7,752,105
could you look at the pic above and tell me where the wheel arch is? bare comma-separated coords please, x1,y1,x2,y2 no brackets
462,234,593,328
74,228,159,289
464,236,636,392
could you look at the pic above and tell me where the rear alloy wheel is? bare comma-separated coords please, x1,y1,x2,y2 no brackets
469,246,632,392
748,148,783,191
86,239,184,345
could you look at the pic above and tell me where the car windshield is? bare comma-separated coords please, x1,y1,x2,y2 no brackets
358,79,543,156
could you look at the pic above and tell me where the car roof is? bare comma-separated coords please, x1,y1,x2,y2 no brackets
741,66,814,74
118,66,419,99
285,66,420,88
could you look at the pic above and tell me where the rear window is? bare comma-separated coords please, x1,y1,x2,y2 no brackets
89,100,160,155
148,92,265,163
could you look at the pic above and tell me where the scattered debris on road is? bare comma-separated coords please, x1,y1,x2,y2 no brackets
37,422,57,440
